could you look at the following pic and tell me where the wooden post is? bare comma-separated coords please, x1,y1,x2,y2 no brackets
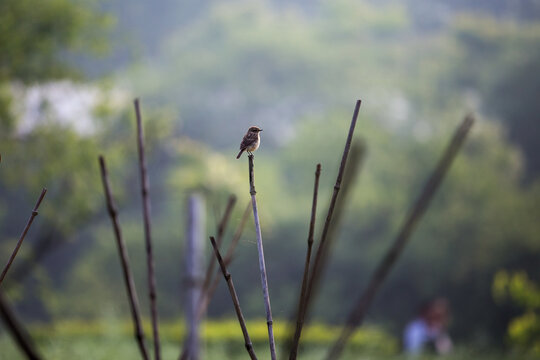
184,194,205,360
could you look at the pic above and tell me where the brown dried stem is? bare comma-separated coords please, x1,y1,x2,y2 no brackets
248,154,276,360
309,142,365,298
134,98,161,360
210,236,258,360
283,143,365,359
300,100,361,338
99,156,150,360
0,291,42,360
325,115,475,360
197,201,251,320
288,163,321,360
0,188,47,286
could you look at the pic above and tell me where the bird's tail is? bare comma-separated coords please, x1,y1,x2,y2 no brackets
236,149,244,159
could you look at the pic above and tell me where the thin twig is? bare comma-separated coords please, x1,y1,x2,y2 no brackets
300,100,361,342
210,236,258,360
99,156,150,360
0,291,42,360
6,233,58,285
248,154,277,360
288,163,321,360
325,115,475,360
134,98,161,360
0,188,47,286
197,201,251,320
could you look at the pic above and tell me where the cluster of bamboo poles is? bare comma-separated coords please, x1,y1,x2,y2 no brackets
0,99,474,360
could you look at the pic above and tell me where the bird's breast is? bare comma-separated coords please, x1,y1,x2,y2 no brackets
246,140,260,152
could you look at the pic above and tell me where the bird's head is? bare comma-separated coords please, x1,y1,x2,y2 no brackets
248,126,263,133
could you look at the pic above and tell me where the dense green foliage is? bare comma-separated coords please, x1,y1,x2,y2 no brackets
449,16,540,178
0,0,539,358
494,270,540,354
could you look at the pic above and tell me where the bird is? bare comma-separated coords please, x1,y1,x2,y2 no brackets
236,126,263,159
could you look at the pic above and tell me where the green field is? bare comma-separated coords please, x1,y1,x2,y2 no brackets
0,319,537,360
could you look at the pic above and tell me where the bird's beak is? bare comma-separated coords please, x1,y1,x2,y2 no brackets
259,129,263,132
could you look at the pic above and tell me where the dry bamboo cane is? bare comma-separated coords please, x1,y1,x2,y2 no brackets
305,142,365,304
134,98,161,360
248,154,276,360
99,156,150,360
325,115,474,360
210,236,258,360
300,100,361,341
0,188,47,286
288,164,321,360
0,291,42,360
283,143,365,359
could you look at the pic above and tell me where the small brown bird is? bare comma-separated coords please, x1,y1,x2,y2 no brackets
236,126,263,159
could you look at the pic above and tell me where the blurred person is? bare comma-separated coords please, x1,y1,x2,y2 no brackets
403,298,453,355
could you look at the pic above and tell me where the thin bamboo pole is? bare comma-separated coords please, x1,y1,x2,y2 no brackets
300,100,361,341
0,188,47,286
325,115,474,360
0,291,42,360
99,156,149,360
134,98,161,360
248,154,276,360
288,163,321,360
210,236,258,360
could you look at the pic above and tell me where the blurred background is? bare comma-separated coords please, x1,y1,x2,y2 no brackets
1,0,539,358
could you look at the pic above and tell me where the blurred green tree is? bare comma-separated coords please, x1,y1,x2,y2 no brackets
493,270,540,354
0,0,113,319
449,16,540,179
0,0,111,130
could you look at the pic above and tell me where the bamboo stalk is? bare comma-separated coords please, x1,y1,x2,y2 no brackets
210,236,258,360
197,201,251,320
288,163,321,360
300,100,361,339
0,188,47,286
248,154,276,360
134,98,161,360
99,156,150,360
282,144,365,360
308,143,365,299
325,115,475,360
283,143,365,359
0,291,42,360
